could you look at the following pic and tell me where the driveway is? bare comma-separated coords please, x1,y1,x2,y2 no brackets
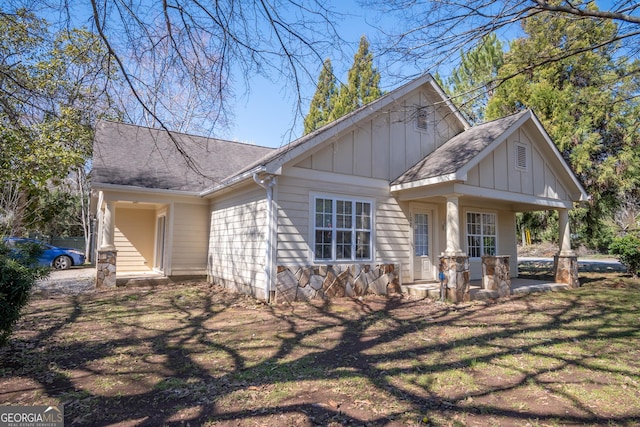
34,266,96,295
519,256,626,272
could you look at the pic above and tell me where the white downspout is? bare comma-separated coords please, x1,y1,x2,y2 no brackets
253,173,277,302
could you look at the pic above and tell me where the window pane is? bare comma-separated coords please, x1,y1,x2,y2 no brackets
356,202,371,229
315,199,332,227
336,231,352,259
356,231,370,259
414,213,429,256
484,236,496,255
315,230,332,259
336,200,352,228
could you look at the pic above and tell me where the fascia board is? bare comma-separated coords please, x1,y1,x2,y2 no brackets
92,182,201,197
390,173,462,192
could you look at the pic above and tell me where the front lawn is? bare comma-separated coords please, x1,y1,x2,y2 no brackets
1,273,639,426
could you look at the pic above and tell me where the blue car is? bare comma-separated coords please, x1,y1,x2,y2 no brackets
3,237,85,270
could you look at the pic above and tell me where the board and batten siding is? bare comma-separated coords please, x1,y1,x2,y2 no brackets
295,88,464,183
114,207,155,273
208,185,269,299
276,169,413,283
465,128,569,200
170,202,209,275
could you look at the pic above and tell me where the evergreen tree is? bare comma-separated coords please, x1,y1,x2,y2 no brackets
485,5,640,249
303,58,337,134
443,33,504,124
330,36,382,121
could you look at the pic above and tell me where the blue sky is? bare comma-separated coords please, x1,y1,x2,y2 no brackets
224,2,390,148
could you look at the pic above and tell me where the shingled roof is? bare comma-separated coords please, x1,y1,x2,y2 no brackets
91,121,275,192
391,110,529,186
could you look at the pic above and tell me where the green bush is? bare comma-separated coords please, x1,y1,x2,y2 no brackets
0,240,49,346
609,234,640,278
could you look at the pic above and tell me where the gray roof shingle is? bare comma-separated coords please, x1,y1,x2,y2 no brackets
91,121,275,192
391,110,528,185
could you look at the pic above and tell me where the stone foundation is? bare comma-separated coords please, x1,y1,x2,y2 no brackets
482,255,511,297
96,250,117,288
439,255,470,303
275,264,401,303
554,254,579,288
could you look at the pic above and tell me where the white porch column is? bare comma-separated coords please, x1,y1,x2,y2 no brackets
558,208,574,255
100,201,116,250
444,196,464,256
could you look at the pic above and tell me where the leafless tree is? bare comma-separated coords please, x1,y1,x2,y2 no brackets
31,0,345,142
364,0,640,82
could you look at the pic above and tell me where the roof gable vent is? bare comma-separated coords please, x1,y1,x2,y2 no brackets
515,143,528,170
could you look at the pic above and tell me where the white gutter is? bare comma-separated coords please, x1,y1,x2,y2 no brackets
253,172,277,302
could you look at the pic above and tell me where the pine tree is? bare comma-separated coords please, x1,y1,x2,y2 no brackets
443,33,504,124
330,36,382,121
485,5,640,249
303,58,338,134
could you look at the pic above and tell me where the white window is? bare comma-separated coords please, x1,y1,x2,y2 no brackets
466,212,497,258
313,196,372,261
415,107,428,131
515,142,528,171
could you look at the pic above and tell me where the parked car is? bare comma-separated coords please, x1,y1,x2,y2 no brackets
3,237,85,270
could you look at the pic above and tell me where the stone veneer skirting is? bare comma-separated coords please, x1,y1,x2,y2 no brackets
482,255,511,297
554,255,580,288
275,264,401,303
439,255,470,303
96,250,117,288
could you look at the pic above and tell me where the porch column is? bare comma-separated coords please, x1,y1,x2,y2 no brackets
441,195,470,302
97,201,117,288
558,208,573,255
554,208,579,288
444,196,464,256
101,201,117,250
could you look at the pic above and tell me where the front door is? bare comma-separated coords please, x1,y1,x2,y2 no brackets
412,211,434,281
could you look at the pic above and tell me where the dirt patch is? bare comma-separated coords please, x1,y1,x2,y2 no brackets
1,279,639,426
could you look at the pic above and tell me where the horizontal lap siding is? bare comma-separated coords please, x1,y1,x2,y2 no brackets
114,207,154,273
276,173,410,273
171,203,209,275
208,186,267,293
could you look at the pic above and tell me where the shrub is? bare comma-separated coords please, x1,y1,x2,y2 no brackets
609,234,640,278
0,240,49,346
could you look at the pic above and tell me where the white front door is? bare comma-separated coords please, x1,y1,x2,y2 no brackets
412,211,435,281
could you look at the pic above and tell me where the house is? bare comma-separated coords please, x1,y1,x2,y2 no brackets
91,74,588,302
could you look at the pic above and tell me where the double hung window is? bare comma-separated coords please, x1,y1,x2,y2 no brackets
466,212,497,258
314,196,372,261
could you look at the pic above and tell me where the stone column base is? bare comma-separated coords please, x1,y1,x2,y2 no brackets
97,250,117,288
439,255,470,303
554,254,579,288
482,255,511,297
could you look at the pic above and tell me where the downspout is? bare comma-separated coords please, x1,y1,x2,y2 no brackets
253,173,277,302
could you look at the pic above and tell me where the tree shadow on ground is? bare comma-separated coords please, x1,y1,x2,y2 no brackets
1,282,639,426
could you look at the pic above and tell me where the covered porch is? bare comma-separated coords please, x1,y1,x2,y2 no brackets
402,277,570,301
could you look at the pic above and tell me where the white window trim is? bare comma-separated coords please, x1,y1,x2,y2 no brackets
464,208,498,259
309,192,375,263
515,142,529,171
